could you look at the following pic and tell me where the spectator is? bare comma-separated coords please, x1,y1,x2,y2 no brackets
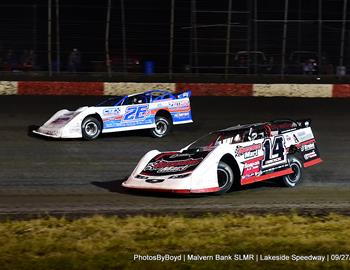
68,48,81,72
20,49,29,68
4,49,17,71
26,50,36,70
302,58,317,75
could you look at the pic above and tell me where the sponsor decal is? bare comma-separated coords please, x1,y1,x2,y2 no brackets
235,143,261,159
301,142,315,152
304,150,317,160
296,130,313,142
242,160,260,179
262,163,289,173
241,156,264,179
174,112,190,118
169,100,189,108
144,158,203,173
145,179,164,183
103,108,121,116
169,153,193,158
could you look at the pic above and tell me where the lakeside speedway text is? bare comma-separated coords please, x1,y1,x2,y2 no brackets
133,253,350,262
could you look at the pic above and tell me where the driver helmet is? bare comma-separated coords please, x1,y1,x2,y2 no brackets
233,134,241,143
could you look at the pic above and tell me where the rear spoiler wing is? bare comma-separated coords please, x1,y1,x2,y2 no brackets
296,119,312,128
270,118,312,129
176,90,191,99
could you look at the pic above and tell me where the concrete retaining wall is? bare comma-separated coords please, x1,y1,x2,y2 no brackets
0,81,349,97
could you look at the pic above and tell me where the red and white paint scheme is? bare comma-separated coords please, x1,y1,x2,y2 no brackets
122,119,322,194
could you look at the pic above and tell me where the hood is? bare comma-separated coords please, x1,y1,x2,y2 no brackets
140,150,210,176
44,107,88,128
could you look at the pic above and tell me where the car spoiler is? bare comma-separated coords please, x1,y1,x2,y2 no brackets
176,90,191,99
296,119,312,128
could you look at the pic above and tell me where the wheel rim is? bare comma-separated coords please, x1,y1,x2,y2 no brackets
217,168,229,188
85,122,98,137
155,120,167,135
286,163,300,183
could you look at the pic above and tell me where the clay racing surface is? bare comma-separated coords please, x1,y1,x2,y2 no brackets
0,95,349,217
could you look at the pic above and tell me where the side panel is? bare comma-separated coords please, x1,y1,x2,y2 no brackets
237,127,321,185
99,104,156,132
98,97,192,133
149,98,192,124
284,127,322,166
168,98,192,124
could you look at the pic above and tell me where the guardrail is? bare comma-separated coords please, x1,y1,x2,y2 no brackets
1,80,349,97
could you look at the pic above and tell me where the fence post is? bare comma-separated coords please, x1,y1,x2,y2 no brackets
169,0,175,79
339,0,348,67
121,0,127,75
253,0,258,74
55,0,60,72
318,0,322,74
281,0,289,76
32,4,37,53
191,0,198,74
224,0,232,77
105,0,112,77
48,0,52,76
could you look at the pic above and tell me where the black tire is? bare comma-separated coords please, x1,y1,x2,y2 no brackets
216,161,234,194
281,156,303,187
150,116,172,138
81,117,101,140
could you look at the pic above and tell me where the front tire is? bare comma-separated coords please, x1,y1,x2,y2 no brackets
82,117,101,140
216,161,234,194
150,116,172,138
281,156,303,187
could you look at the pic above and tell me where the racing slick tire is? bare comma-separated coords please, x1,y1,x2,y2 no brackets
150,116,172,138
281,156,303,187
216,161,234,194
82,117,102,140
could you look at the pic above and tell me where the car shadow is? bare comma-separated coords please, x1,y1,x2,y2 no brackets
91,177,286,198
99,129,151,139
91,178,208,198
27,125,155,140
229,179,285,193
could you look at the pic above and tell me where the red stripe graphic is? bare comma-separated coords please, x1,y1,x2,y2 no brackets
304,158,322,168
242,168,294,185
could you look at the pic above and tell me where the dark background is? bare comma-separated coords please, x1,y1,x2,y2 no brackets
0,0,349,76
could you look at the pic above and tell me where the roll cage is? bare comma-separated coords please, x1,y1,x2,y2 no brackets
185,119,311,151
96,90,183,107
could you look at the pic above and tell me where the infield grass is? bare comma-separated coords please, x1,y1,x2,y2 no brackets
0,214,350,270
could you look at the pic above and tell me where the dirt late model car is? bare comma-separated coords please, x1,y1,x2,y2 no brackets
123,119,322,194
33,90,192,140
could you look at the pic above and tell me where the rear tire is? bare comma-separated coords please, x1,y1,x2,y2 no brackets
150,116,171,138
216,161,234,194
281,156,303,187
82,117,101,140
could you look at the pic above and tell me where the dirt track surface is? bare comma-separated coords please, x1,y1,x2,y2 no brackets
0,96,349,217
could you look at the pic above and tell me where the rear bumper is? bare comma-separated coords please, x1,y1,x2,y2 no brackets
304,158,323,168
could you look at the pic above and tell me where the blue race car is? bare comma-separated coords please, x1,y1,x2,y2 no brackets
33,90,193,140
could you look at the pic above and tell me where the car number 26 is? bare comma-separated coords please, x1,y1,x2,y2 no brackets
123,105,149,121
